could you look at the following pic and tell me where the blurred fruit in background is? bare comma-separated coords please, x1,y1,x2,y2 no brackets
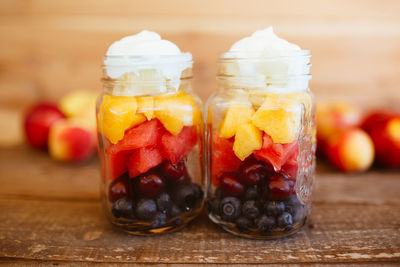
23,90,98,163
48,119,96,162
59,90,98,132
317,102,400,172
317,101,362,155
24,104,66,149
361,111,400,168
325,128,374,172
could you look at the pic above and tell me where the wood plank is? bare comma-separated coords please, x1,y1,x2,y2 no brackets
0,146,99,200
0,0,400,110
0,198,399,264
1,0,400,22
1,260,399,267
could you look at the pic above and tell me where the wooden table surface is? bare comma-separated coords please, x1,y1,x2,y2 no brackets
0,146,399,266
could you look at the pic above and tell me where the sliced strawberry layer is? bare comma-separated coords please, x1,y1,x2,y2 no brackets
106,119,164,155
127,147,164,178
212,135,242,186
161,126,197,164
254,133,298,172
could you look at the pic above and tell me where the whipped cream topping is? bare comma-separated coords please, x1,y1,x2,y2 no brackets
223,27,310,91
104,30,192,91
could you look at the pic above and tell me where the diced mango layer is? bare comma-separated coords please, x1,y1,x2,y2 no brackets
98,95,139,144
233,123,262,161
252,94,301,144
137,96,154,120
218,103,254,138
154,92,200,135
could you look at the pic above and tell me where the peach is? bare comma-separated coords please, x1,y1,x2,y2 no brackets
317,102,362,152
361,110,395,133
59,90,98,133
325,128,374,172
24,103,66,149
59,90,98,118
368,117,400,168
48,119,96,162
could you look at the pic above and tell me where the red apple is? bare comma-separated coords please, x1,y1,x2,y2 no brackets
48,119,96,162
325,128,374,172
24,103,66,149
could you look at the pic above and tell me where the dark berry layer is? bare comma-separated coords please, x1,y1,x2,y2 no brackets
108,159,203,229
208,157,306,237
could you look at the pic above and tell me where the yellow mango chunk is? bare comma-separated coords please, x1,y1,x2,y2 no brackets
154,92,199,135
233,123,263,161
98,95,139,144
218,103,255,138
137,96,154,120
252,94,301,143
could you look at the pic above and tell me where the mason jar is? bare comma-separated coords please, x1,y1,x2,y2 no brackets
205,51,315,239
97,55,204,235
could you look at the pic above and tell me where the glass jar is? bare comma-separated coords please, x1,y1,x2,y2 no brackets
97,56,204,235
205,51,315,239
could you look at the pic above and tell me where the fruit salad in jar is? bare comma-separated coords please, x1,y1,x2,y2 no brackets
97,31,204,235
206,27,315,239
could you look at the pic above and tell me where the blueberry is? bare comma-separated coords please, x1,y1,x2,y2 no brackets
169,204,182,218
152,212,167,228
219,197,241,221
235,216,252,233
242,200,260,219
111,196,134,219
156,192,172,212
277,212,293,228
174,184,202,211
264,201,285,216
206,197,221,214
135,198,157,220
243,186,258,200
256,215,275,234
285,195,302,214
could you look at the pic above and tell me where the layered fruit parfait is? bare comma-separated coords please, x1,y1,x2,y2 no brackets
206,27,315,239
97,31,204,235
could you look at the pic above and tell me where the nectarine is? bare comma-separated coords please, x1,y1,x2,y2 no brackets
48,119,96,162
24,103,65,149
325,128,374,172
317,102,362,153
368,117,400,168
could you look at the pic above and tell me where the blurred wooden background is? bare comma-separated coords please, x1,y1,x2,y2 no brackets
1,0,400,146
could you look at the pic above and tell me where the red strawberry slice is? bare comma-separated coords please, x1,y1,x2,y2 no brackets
161,126,197,164
106,119,164,155
127,147,164,178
